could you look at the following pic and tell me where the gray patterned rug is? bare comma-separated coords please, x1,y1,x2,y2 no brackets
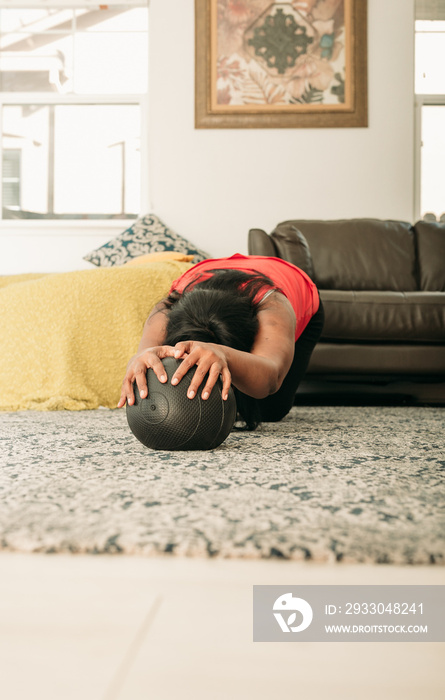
0,406,444,564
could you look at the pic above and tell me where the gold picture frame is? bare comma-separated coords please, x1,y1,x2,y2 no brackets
196,0,367,128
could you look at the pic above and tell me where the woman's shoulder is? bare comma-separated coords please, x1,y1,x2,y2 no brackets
257,288,296,318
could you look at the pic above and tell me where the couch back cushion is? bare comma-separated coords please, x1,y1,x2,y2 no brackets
267,223,314,279
414,220,445,291
271,219,418,291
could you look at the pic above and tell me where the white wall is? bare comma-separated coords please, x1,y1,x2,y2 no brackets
0,0,415,273
149,0,415,258
0,221,134,274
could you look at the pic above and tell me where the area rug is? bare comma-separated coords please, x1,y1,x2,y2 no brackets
0,406,444,564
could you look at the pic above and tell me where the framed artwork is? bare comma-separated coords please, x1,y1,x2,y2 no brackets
195,0,367,128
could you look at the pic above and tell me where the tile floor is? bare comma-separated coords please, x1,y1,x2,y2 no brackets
0,553,444,700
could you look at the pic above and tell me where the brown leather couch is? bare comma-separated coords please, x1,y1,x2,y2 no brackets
248,219,445,404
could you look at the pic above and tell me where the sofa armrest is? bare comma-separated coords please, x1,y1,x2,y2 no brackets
248,228,278,257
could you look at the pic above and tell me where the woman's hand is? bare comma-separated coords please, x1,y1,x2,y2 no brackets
171,341,232,401
117,345,177,408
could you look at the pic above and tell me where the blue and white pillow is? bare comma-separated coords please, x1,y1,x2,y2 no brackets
83,214,210,267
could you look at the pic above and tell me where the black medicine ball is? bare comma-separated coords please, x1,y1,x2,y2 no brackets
126,356,237,450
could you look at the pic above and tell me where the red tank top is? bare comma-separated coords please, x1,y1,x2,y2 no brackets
169,253,319,341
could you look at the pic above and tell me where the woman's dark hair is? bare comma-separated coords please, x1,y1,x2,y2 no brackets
164,269,278,430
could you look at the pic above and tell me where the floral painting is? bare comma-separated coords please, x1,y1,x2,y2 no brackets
196,0,367,128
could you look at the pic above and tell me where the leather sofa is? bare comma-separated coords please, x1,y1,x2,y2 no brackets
248,219,445,404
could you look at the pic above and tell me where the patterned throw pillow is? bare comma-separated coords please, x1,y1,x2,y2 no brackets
83,214,210,267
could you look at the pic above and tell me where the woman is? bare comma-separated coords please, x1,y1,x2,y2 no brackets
118,253,324,429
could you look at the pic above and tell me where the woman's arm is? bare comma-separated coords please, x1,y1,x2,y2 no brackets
171,293,296,401
136,297,170,351
225,292,296,397
117,297,174,408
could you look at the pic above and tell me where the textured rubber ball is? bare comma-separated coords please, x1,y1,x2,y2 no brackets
126,356,237,450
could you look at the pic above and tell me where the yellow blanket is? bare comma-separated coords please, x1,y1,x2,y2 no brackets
0,261,192,411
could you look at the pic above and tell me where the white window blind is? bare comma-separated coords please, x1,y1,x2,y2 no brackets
416,0,445,20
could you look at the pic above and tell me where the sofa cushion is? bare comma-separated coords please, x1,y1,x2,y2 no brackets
308,343,445,375
269,223,314,278
273,219,418,292
320,290,445,343
414,220,445,292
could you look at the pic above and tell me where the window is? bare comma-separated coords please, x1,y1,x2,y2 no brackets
415,1,445,222
3,148,20,209
0,2,148,221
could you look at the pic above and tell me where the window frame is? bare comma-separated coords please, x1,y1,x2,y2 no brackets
414,15,445,222
0,92,149,226
414,94,445,222
0,4,149,228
